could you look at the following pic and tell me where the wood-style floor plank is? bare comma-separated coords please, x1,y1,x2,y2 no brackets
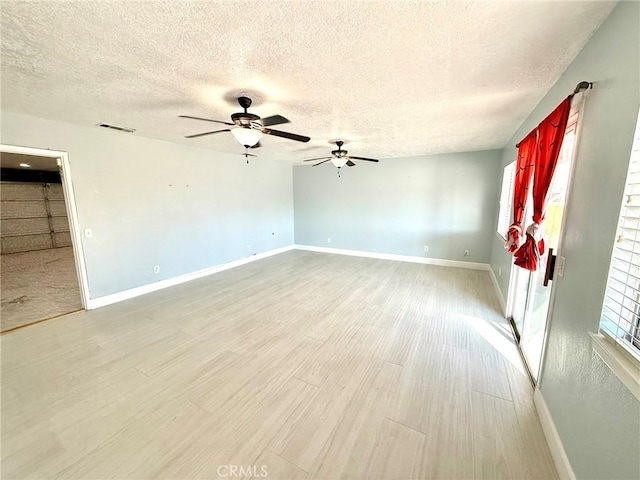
366,418,425,480
309,360,402,479
472,391,536,480
1,250,558,479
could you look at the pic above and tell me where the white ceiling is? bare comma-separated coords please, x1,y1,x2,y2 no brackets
1,1,615,163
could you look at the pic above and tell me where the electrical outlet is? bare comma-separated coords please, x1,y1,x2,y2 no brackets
327,237,331,244
424,245,429,252
464,250,469,256
153,265,160,274
84,228,93,238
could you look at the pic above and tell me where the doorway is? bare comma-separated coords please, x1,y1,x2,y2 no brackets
0,146,89,332
508,102,582,382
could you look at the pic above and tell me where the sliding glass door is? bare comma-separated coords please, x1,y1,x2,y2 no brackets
509,120,578,382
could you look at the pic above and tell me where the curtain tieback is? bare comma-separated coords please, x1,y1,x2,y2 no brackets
525,222,541,239
525,222,547,257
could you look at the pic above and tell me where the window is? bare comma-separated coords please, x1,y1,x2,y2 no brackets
600,112,640,365
497,161,516,239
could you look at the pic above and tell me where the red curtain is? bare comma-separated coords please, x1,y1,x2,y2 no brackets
505,132,536,253
514,97,572,271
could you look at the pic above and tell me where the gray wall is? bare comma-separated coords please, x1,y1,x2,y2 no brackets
489,2,640,479
1,111,294,298
293,150,502,264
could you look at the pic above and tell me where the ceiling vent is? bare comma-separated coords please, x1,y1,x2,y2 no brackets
97,123,136,133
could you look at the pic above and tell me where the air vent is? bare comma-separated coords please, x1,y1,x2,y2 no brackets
97,123,136,133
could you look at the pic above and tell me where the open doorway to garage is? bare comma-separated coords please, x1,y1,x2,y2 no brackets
1,151,85,332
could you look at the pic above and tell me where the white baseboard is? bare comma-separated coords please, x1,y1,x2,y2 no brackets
293,244,490,271
87,245,295,309
87,244,491,310
488,267,507,317
533,388,576,480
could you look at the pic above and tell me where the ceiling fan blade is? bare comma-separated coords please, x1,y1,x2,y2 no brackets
179,115,234,126
349,156,379,162
185,129,231,139
346,160,356,167
263,128,310,143
312,159,332,167
261,115,290,127
302,157,331,162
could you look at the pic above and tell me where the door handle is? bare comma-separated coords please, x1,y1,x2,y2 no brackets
543,248,556,287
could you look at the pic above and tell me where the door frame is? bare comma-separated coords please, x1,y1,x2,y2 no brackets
505,91,588,383
1,144,90,309
534,94,587,384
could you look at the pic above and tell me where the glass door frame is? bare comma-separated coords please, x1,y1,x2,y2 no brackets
505,93,586,384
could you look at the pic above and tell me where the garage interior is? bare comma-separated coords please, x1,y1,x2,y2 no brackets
1,152,82,332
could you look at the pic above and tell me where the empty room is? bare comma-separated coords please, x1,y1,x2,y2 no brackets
1,1,638,480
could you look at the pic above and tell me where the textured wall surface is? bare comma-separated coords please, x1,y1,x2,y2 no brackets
490,2,640,479
293,150,502,264
1,111,294,298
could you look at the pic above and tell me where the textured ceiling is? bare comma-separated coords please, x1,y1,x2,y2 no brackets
1,1,615,162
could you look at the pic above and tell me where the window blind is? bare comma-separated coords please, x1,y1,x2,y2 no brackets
601,113,640,361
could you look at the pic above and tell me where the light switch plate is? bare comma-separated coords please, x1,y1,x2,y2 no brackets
557,256,566,277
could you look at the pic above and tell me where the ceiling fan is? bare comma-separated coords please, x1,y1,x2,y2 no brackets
179,96,310,148
302,140,379,170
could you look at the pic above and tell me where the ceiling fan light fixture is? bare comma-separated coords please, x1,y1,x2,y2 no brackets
330,156,348,168
231,127,263,147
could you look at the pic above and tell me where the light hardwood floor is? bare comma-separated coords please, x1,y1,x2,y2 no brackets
0,250,558,479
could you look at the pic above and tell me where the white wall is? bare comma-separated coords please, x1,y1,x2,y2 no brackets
490,2,640,478
293,150,502,264
1,111,294,299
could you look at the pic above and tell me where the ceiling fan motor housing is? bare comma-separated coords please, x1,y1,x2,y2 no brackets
331,148,347,157
232,97,264,129
231,112,262,128
332,140,347,157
